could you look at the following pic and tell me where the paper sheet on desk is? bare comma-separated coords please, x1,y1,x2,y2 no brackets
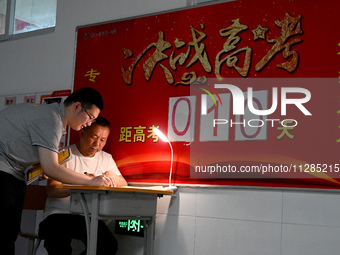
122,185,164,190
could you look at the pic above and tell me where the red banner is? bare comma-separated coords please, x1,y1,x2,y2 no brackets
73,0,340,189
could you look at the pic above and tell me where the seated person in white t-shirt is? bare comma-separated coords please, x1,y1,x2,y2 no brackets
39,116,127,255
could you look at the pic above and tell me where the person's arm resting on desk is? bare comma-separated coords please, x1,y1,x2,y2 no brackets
38,147,111,186
46,178,70,198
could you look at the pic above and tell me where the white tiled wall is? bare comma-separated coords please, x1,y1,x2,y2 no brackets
18,187,340,255
117,187,340,255
282,191,340,227
281,191,340,255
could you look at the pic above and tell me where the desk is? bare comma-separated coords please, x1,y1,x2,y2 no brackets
56,185,173,255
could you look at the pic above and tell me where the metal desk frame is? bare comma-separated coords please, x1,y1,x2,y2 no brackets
57,185,173,255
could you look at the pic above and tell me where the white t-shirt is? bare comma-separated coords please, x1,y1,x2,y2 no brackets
44,144,122,218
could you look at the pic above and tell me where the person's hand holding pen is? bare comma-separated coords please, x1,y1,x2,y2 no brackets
84,171,114,187
84,171,116,187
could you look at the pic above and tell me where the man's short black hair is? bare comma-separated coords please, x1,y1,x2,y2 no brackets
64,87,104,110
84,116,111,131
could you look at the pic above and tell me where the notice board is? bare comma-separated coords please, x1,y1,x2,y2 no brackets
72,0,340,189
